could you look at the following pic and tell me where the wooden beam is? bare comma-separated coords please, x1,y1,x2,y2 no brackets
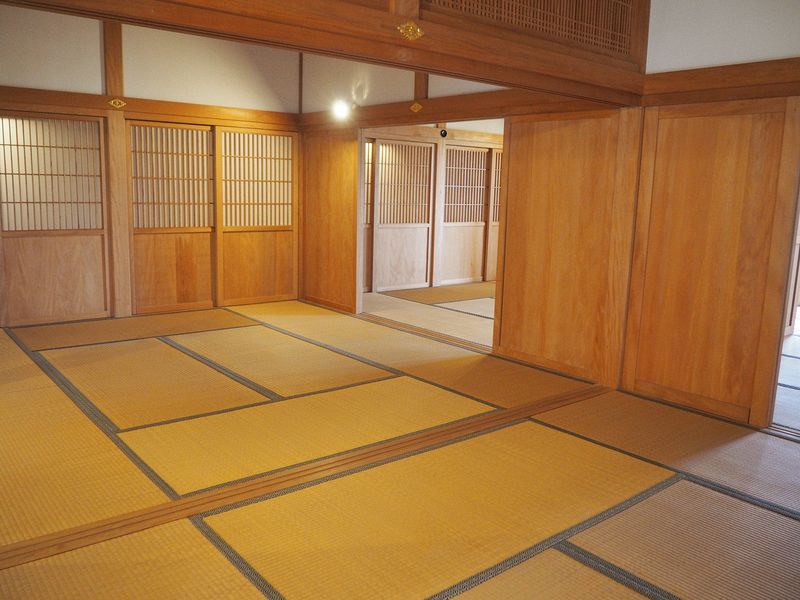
6,0,642,105
102,20,123,96
644,58,800,106
301,88,609,130
389,0,418,18
414,72,428,100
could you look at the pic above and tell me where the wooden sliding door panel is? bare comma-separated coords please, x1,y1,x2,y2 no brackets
484,150,503,282
623,98,800,426
218,128,298,305
0,115,109,325
497,109,641,385
223,230,294,304
373,141,435,292
302,128,359,312
129,122,213,314
133,232,213,313
3,234,107,325
440,146,489,284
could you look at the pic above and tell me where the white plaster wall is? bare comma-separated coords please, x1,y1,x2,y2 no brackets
0,5,103,94
447,119,505,135
428,75,507,98
302,54,414,112
647,0,800,73
123,25,299,112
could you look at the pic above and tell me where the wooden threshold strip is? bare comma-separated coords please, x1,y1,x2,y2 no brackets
0,384,607,570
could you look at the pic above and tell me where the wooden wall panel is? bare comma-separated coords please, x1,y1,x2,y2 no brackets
484,222,500,281
496,108,642,386
302,128,359,312
623,98,800,426
222,230,294,304
133,232,213,313
3,233,107,325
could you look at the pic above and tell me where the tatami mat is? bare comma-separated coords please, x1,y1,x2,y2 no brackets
775,385,800,430
121,377,492,494
0,385,166,545
0,332,52,395
12,309,255,351
0,520,262,599
437,297,496,319
363,292,493,346
231,301,587,407
538,391,800,513
204,421,670,599
571,480,800,599
458,548,644,599
384,281,495,304
43,338,267,429
170,325,391,397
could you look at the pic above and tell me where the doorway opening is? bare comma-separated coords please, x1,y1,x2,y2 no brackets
357,119,504,349
775,188,800,435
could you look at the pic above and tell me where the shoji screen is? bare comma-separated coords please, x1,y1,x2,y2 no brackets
373,141,435,292
485,149,503,281
622,98,800,426
219,128,297,304
440,146,489,285
0,115,108,325
129,122,214,313
362,139,375,292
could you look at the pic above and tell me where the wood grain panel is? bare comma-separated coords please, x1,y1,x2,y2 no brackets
497,108,642,385
623,98,800,426
302,129,359,312
440,223,484,284
222,230,295,304
374,225,431,291
3,234,108,325
133,232,213,314
484,222,499,282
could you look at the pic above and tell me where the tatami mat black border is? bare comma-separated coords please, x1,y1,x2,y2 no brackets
191,516,284,600
530,416,800,522
427,474,683,599
555,541,680,600
4,328,181,501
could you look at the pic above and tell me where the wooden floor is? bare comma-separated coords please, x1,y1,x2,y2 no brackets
1,301,799,598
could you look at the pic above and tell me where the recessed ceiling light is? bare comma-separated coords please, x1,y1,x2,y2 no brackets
332,99,351,120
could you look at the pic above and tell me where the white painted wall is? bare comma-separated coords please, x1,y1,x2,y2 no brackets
123,25,299,112
302,54,414,113
447,119,505,135
428,75,507,98
647,0,800,73
0,5,103,94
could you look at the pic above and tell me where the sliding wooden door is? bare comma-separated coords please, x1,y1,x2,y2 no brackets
439,146,489,285
372,140,435,292
484,149,503,282
0,114,109,325
130,122,214,314
496,109,642,386
623,98,800,426
217,128,298,305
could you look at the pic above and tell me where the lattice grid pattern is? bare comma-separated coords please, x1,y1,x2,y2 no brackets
364,140,375,226
130,124,213,229
424,0,635,56
377,142,433,225
0,117,102,232
221,131,293,227
444,146,489,223
491,150,503,222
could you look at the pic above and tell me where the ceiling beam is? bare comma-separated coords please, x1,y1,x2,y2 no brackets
5,0,643,105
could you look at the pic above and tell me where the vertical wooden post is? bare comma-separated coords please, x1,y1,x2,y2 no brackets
389,0,420,17
414,72,429,100
103,21,124,97
212,126,224,305
431,136,447,287
105,111,133,317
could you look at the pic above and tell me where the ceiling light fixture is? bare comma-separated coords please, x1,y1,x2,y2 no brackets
332,100,352,120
